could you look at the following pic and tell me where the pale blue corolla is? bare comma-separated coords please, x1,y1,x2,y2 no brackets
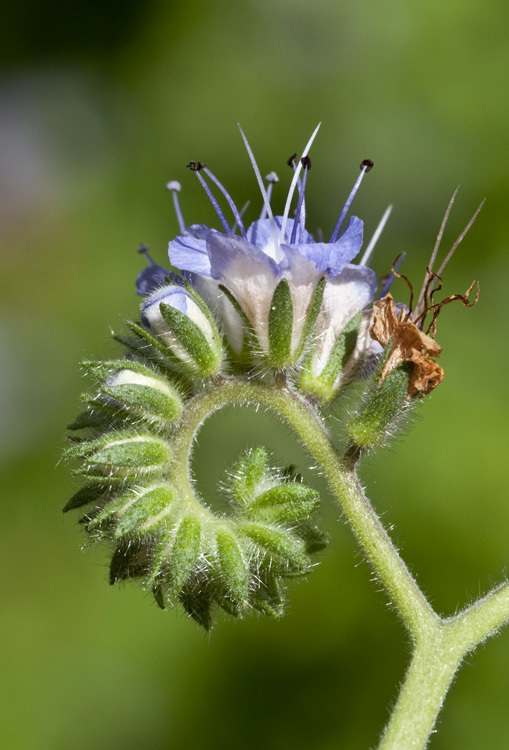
137,126,391,371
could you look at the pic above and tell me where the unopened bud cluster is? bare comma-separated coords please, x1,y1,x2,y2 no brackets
66,349,326,628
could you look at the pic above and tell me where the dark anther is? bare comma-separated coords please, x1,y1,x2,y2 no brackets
138,243,149,255
301,156,312,170
360,158,374,172
186,161,206,171
287,153,297,167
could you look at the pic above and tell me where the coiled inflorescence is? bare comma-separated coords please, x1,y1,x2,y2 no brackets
65,351,327,629
65,126,480,628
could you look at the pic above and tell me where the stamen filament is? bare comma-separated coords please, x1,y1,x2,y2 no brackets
359,204,393,266
259,172,278,221
187,163,231,234
238,125,282,261
202,167,247,239
279,123,321,243
138,243,156,265
232,200,250,235
330,158,373,243
290,158,310,244
166,181,186,234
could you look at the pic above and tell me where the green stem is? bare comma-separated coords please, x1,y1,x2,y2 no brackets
378,625,464,749
172,378,436,634
170,376,509,749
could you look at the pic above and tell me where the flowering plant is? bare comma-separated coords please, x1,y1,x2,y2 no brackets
65,125,507,749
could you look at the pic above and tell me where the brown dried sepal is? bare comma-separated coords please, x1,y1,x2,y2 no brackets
371,294,445,398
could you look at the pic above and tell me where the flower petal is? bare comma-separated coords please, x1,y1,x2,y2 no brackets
168,224,220,277
289,216,364,276
136,264,172,296
206,232,281,351
312,263,377,376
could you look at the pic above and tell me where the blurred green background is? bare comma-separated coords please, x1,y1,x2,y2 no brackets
2,0,509,748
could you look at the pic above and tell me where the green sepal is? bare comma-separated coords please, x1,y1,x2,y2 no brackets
230,447,271,504
300,311,363,403
169,514,202,596
147,533,172,586
86,490,136,530
109,540,148,584
246,483,320,524
294,275,326,360
178,577,213,631
215,528,249,605
251,568,284,619
218,283,261,362
100,382,181,429
126,320,174,360
114,485,178,538
347,361,413,449
63,482,113,512
297,522,329,554
112,332,192,387
68,408,118,432
159,303,221,377
239,523,309,574
152,585,166,610
268,278,294,369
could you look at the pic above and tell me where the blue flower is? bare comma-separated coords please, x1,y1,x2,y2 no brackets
137,127,390,364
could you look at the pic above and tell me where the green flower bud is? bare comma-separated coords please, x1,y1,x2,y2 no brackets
141,284,223,377
214,528,249,608
230,446,272,503
168,514,203,597
70,431,171,479
300,311,365,403
99,365,182,430
245,483,320,524
347,360,413,449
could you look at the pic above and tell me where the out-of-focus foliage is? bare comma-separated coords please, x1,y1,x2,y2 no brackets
1,1,509,748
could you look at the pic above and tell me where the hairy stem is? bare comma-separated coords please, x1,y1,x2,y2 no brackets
170,376,509,749
172,377,435,633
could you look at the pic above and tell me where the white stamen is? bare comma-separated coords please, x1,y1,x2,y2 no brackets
166,181,185,234
238,125,282,261
279,123,321,244
359,205,393,266
259,173,279,220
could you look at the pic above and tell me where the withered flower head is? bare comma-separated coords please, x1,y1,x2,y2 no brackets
371,188,481,398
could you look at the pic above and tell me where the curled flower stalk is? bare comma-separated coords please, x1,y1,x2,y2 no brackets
65,126,509,749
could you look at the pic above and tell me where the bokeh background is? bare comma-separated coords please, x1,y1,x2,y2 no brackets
2,1,509,748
